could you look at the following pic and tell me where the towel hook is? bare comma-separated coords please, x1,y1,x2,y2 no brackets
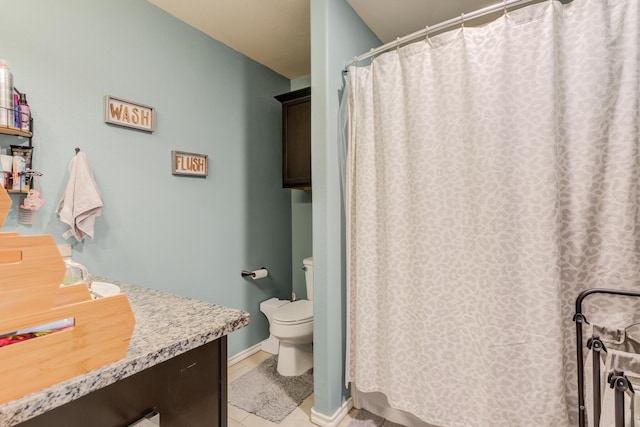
74,147,80,155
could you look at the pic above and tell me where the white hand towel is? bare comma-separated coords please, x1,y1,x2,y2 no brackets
56,152,103,241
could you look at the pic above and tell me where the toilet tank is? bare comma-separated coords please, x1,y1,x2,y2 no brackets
303,257,313,301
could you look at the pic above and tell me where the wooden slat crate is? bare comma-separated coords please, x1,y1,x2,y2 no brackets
0,186,135,404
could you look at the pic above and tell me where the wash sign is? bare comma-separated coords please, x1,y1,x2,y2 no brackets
104,95,155,132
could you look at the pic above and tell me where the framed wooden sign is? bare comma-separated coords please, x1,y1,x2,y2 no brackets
172,151,208,177
105,95,155,132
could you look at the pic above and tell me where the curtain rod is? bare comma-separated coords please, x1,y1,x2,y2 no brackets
349,0,548,65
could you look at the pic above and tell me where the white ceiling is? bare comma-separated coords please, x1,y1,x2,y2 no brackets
347,0,498,43
147,0,500,80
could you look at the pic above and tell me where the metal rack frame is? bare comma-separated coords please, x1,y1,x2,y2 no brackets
574,288,640,427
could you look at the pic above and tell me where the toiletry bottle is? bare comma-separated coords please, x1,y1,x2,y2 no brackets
13,93,19,128
19,93,30,132
12,156,25,191
0,60,13,128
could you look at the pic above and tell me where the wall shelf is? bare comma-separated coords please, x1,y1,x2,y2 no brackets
1,107,35,195
0,126,32,139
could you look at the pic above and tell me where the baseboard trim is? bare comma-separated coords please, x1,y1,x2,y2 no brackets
227,342,262,367
311,397,353,427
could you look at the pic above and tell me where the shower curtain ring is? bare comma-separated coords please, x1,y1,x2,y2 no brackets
395,37,401,50
461,13,465,28
503,0,508,16
425,25,430,41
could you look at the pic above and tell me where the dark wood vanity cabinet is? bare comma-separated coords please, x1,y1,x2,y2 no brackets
275,87,311,189
16,338,227,427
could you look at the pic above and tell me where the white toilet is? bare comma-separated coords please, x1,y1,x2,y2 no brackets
259,298,290,354
260,257,314,376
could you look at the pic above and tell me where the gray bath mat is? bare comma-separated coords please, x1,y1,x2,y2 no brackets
228,355,313,423
347,409,407,427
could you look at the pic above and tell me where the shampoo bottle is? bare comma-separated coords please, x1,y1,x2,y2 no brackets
13,93,19,128
19,93,30,132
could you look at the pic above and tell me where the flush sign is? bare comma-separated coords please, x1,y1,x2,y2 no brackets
171,150,208,177
105,95,155,132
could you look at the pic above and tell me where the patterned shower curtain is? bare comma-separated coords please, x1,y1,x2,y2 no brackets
345,0,640,426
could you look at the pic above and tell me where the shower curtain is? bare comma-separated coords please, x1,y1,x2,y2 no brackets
345,1,640,426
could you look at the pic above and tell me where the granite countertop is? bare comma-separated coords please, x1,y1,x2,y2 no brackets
0,277,250,426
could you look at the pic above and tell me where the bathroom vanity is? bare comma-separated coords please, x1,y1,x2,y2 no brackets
0,278,250,427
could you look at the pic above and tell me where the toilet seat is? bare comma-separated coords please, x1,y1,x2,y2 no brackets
273,300,312,325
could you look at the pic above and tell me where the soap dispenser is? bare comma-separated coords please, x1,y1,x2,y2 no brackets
62,259,89,286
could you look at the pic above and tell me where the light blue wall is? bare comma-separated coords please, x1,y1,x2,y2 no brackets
291,75,312,91
0,0,292,357
289,75,313,300
310,0,380,417
291,189,312,299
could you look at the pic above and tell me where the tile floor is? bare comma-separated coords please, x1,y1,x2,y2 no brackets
228,350,360,427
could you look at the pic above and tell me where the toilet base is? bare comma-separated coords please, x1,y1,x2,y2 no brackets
277,342,313,376
261,335,280,354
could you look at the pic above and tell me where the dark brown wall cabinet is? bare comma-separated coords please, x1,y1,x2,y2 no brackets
275,87,311,189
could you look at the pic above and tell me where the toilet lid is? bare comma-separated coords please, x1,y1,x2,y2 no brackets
273,300,313,324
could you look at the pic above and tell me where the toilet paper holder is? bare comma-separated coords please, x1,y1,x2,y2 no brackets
241,266,268,279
